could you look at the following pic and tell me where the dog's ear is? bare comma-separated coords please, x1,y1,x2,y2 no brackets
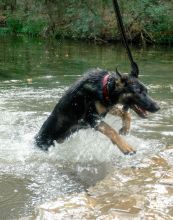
115,68,128,88
116,68,122,79
116,68,128,84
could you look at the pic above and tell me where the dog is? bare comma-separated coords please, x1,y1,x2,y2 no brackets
35,68,160,154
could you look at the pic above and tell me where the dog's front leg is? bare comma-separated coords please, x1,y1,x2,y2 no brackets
109,106,131,135
96,121,135,155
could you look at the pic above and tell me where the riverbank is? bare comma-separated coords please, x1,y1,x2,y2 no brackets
0,1,173,45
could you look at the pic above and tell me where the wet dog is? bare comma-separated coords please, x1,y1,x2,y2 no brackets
35,69,160,154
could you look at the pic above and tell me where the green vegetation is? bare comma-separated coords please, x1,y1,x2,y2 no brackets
0,0,173,44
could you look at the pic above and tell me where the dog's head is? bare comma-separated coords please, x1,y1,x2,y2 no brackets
116,70,160,118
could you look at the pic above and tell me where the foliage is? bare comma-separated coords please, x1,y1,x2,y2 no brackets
21,19,47,36
0,0,173,44
6,17,23,33
122,0,173,44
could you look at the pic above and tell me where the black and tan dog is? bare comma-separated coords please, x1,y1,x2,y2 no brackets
35,69,160,154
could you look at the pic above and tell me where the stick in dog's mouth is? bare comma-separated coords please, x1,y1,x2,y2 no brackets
131,104,149,118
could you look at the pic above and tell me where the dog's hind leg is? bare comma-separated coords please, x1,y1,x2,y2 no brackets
109,106,131,135
96,121,135,155
35,114,57,150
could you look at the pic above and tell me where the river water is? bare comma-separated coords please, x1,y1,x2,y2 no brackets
0,36,173,219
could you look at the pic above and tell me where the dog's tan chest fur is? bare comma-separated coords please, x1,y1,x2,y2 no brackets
95,101,107,115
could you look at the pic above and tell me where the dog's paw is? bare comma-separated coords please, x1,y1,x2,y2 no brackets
119,127,129,135
122,145,136,155
124,149,136,155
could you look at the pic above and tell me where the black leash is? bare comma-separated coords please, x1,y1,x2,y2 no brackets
112,0,139,77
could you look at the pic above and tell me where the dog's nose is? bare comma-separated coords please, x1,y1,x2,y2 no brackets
152,102,160,112
156,105,160,111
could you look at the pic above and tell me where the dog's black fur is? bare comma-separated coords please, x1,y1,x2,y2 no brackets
35,69,160,151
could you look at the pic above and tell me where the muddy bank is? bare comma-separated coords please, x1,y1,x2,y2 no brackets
35,146,173,220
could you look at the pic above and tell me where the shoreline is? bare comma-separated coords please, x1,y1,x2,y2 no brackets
0,32,173,47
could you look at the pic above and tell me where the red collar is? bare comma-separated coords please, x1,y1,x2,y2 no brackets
102,74,110,101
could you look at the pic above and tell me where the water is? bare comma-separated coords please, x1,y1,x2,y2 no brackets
0,36,173,219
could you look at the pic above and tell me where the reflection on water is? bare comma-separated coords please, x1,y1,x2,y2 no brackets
0,36,173,219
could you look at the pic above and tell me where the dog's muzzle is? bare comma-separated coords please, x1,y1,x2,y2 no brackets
131,101,160,118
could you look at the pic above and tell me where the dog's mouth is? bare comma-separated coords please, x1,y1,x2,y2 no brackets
131,104,148,118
